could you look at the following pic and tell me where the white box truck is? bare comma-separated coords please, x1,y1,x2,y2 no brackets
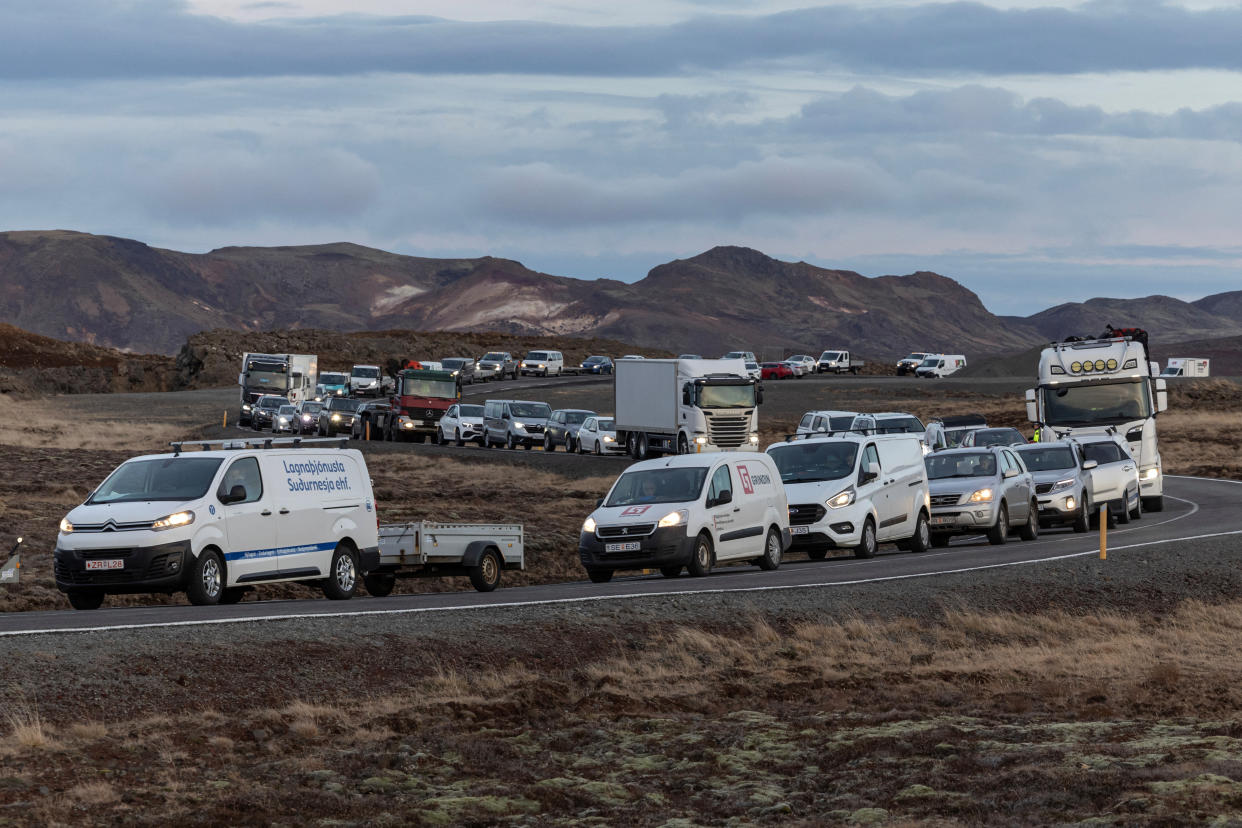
238,353,317,426
614,358,761,459
1160,358,1210,378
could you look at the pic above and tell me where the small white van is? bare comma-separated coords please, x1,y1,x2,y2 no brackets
520,350,564,377
766,434,931,559
915,354,966,378
54,439,380,610
578,453,790,582
350,364,384,396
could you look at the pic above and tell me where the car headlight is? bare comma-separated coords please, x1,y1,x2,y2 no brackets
582,516,597,533
603,435,615,442
152,510,195,531
331,413,341,421
968,488,994,503
278,417,288,424
826,488,855,509
302,415,312,422
1050,478,1075,493
451,371,459,376
242,404,252,412
59,517,74,534
658,510,688,528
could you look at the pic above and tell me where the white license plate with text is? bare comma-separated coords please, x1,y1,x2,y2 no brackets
85,559,124,571
929,516,955,526
605,541,641,553
790,526,810,535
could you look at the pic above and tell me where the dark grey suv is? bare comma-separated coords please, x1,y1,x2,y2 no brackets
543,409,595,452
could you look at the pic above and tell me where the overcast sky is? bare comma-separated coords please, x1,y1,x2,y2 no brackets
3,1,1241,316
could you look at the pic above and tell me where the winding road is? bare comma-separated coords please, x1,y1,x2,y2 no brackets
4,475,1238,637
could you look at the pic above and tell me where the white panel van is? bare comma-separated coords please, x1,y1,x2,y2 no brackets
578,453,790,582
915,355,967,378
54,440,380,610
520,350,564,377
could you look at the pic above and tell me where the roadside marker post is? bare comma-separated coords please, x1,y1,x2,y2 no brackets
1099,505,1107,560
366,421,371,440
223,410,228,429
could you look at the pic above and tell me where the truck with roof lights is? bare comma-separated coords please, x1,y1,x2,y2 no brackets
238,353,317,426
1025,328,1168,511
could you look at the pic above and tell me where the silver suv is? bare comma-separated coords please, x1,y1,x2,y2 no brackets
925,447,1037,546
1013,441,1095,533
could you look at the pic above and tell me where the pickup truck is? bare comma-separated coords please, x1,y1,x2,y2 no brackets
366,522,525,594
817,350,865,374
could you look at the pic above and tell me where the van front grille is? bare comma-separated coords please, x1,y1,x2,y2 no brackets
597,524,655,538
788,504,826,526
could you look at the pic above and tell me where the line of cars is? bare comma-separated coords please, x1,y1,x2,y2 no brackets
429,400,624,455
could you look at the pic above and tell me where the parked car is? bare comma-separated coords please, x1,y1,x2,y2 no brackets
1075,436,1142,524
796,410,862,436
483,399,553,450
520,350,564,377
580,355,614,375
440,357,478,385
1013,441,1094,532
961,427,1028,448
317,396,362,436
767,433,931,559
438,403,486,446
577,416,623,455
781,359,808,378
761,362,794,380
271,405,298,434
785,355,817,375
351,400,391,440
250,395,289,431
577,452,789,582
544,409,595,452
744,361,762,380
925,447,1038,546
295,401,324,435
477,352,517,381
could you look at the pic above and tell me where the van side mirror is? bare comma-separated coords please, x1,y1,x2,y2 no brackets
715,489,732,506
220,485,246,504
1082,459,1098,470
1003,468,1018,479
859,468,878,486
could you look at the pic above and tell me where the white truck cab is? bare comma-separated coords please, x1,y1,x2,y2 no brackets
767,434,931,559
55,438,380,610
578,453,790,582
350,364,384,396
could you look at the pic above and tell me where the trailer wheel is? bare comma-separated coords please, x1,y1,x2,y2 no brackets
469,549,502,592
365,572,396,597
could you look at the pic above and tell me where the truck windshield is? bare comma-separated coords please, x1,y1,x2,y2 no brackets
1014,446,1076,471
768,442,859,484
926,452,997,479
319,373,348,385
903,354,925,362
402,380,458,398
699,384,756,409
482,353,507,362
1042,380,1152,426
352,367,379,378
89,457,224,504
246,367,290,390
822,352,842,361
606,468,710,507
510,403,551,418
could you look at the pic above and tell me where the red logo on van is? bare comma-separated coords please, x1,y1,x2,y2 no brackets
738,465,754,495
621,505,652,516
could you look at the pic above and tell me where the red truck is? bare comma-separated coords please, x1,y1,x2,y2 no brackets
376,368,461,442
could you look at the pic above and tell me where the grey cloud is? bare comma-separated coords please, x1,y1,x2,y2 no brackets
8,1,1242,80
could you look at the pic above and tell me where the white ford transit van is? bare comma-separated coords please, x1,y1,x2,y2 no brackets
766,433,931,559
54,439,380,610
578,453,790,582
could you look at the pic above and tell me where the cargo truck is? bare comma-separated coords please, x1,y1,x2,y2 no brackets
614,358,761,459
238,353,317,426
1160,358,1210,378
1025,327,1168,511
374,368,460,442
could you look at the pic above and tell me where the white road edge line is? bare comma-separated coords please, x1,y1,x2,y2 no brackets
8,527,1242,638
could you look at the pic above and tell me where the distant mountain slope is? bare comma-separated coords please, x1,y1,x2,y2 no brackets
1193,290,1242,325
1024,295,1242,343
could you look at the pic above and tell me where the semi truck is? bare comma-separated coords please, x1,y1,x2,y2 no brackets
1160,358,1210,378
614,358,761,459
1025,328,1168,512
237,352,317,426
374,368,460,442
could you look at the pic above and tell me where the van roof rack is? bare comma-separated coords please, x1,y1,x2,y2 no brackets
169,437,349,455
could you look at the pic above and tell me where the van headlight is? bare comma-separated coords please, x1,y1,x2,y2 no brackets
1050,478,1075,493
59,518,74,534
1142,468,1159,480
331,413,341,421
582,516,597,534
658,510,688,528
512,421,526,430
968,488,994,503
826,488,855,509
241,404,252,412
152,510,195,531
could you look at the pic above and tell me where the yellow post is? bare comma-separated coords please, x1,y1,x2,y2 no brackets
223,410,228,429
366,421,370,441
1099,505,1107,560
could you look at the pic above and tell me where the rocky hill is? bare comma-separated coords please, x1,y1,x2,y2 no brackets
0,323,175,395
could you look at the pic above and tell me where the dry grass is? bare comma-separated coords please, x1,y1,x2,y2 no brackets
3,691,54,750
0,394,181,451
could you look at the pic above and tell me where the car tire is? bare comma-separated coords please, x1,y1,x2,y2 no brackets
1018,500,1039,541
455,429,464,448
587,569,613,584
321,543,358,600
506,432,517,450
757,527,782,571
1072,494,1090,533
687,533,714,577
678,433,689,455
566,436,574,452
593,442,601,456
1143,496,1164,513
853,518,877,559
468,549,502,593
930,533,951,548
660,566,682,578
67,592,104,611
908,511,932,553
186,549,225,606
1130,495,1143,521
987,504,1009,545
807,548,828,561
544,434,555,452
219,587,246,605
1116,498,1131,525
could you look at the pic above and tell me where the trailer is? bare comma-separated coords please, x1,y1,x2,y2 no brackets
367,522,524,595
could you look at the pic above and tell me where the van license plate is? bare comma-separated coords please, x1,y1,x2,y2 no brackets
85,559,124,571
790,526,809,535
605,541,641,553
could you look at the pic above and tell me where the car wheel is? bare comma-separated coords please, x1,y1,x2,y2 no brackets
687,533,714,577
853,518,877,559
1018,500,1039,540
757,527,782,571
321,543,358,600
987,504,1009,545
468,549,503,592
1130,494,1143,521
587,569,613,584
1116,498,1131,525
186,549,224,606
593,441,600,456
1072,494,1090,533
365,572,396,597
908,511,932,553
660,566,682,578
506,432,517,450
566,436,574,452
67,592,104,611
544,434,554,452
455,429,464,448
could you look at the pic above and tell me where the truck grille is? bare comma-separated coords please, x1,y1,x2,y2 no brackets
706,415,749,449
597,524,655,538
788,504,826,526
930,494,962,507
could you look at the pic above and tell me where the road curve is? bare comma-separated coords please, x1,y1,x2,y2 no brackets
4,476,1239,636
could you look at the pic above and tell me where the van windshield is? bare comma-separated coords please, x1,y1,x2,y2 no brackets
352,367,379,378
918,357,940,368
1014,446,1076,471
88,457,224,504
525,352,549,361
510,403,551,418
606,468,709,507
319,373,348,386
768,442,859,484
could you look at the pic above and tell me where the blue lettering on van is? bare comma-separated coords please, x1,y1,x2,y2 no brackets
283,458,352,495
224,541,336,562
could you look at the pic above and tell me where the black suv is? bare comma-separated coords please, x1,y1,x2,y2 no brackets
250,395,290,431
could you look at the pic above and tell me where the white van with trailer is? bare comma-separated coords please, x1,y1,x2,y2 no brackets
368,522,524,595
54,438,380,610
915,354,966,378
1160,358,1210,378
766,434,931,559
578,453,790,582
